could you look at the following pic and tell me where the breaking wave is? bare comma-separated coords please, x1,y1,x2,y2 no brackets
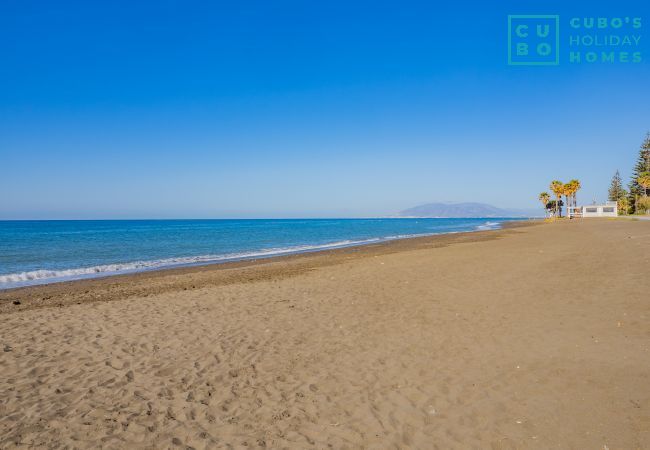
0,239,382,288
0,220,505,288
475,221,501,231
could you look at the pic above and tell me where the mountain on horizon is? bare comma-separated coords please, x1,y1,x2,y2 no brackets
397,202,541,218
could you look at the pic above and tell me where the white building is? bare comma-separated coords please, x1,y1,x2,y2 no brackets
568,201,618,218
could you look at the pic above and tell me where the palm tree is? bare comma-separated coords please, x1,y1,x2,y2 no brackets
564,180,579,206
550,180,564,217
638,172,650,197
538,192,550,217
560,179,581,217
562,183,572,217
568,179,581,208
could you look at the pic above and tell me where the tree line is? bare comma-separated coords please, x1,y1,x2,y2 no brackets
608,133,650,215
538,180,581,218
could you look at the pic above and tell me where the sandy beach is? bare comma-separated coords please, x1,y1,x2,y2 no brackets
1,218,649,449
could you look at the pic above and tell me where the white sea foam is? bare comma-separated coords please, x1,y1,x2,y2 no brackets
475,221,501,231
0,238,382,288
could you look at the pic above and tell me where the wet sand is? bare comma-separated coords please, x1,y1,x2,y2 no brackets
1,218,649,449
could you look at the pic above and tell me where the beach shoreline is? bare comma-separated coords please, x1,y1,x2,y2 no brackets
0,217,519,291
0,219,534,313
1,218,648,449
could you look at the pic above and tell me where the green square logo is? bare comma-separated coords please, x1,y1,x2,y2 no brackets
508,15,560,66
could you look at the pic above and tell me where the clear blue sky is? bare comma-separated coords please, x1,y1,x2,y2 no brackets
1,0,649,219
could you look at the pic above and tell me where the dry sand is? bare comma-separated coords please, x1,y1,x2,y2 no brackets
1,219,649,449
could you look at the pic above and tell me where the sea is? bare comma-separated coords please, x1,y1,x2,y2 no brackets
0,218,519,289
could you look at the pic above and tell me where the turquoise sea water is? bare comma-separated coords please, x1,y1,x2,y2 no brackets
0,218,517,288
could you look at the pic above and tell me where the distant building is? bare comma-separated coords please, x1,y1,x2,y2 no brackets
568,201,618,218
